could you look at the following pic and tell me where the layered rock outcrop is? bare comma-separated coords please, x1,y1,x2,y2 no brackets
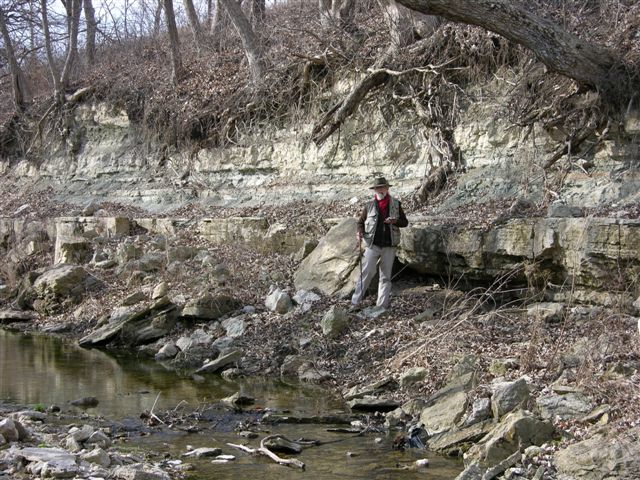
2,72,639,215
398,216,640,304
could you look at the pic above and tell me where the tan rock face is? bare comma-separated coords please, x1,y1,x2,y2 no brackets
54,236,91,264
199,217,307,254
398,218,640,303
293,218,359,296
290,215,640,306
32,264,100,313
554,427,640,479
464,410,554,468
292,216,640,305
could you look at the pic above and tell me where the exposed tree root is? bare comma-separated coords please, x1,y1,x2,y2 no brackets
543,119,608,170
414,164,450,203
311,69,389,146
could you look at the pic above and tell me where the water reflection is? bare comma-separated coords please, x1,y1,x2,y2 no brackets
0,329,340,417
134,423,464,480
0,329,464,478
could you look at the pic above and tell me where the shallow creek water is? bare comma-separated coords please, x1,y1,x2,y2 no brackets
0,329,464,478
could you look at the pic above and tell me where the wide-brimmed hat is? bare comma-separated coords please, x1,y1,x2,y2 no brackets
369,177,392,189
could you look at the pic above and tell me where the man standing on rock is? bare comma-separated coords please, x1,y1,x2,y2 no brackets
351,177,409,310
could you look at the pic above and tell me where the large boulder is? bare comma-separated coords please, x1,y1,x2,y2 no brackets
427,420,494,455
293,218,360,296
181,293,240,320
1,223,51,281
196,349,242,374
461,397,492,427
0,418,20,442
81,447,111,468
54,236,92,264
32,264,102,313
464,409,554,468
78,299,178,347
115,242,144,264
175,329,213,352
554,427,640,479
419,389,468,436
399,367,427,387
12,447,79,478
265,287,293,314
113,464,171,480
417,354,479,435
527,302,566,323
491,377,531,419
320,306,348,338
0,310,35,324
536,392,593,421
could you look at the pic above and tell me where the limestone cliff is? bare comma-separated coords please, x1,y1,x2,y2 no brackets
1,72,640,305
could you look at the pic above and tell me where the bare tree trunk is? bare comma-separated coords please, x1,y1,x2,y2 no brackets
124,0,130,37
29,0,37,65
318,0,331,27
0,7,31,110
183,0,205,47
205,0,213,29
218,0,266,86
381,0,414,55
319,0,355,30
84,0,97,65
331,0,355,30
250,0,264,27
40,0,64,103
394,0,617,90
60,0,83,90
153,0,163,36
210,0,225,49
163,0,184,84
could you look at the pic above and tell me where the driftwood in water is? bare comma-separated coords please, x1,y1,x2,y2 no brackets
227,434,306,469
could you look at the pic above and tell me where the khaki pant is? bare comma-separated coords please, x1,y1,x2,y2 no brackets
351,245,396,309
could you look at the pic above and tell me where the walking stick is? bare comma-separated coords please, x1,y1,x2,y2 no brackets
353,234,364,299
358,237,363,283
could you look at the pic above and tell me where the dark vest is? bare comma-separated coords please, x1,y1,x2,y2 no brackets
363,196,401,247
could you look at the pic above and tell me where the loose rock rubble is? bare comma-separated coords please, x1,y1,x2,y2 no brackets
1,197,640,479
0,409,180,479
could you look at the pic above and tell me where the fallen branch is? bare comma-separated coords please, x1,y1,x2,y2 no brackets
65,86,93,104
227,434,305,469
149,392,165,425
